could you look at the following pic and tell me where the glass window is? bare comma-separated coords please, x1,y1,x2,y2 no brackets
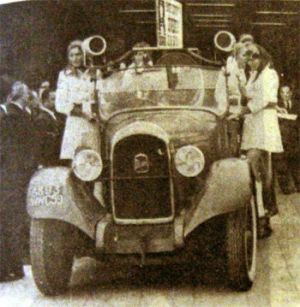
98,65,223,118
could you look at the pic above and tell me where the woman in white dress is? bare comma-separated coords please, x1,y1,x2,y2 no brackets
238,44,283,237
55,40,101,160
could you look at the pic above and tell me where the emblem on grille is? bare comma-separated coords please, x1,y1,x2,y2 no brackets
134,153,149,174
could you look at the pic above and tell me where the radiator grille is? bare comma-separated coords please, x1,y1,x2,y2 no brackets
112,135,172,220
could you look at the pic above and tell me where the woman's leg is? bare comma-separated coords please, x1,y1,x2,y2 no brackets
246,149,263,182
261,151,278,217
246,149,277,238
247,149,278,216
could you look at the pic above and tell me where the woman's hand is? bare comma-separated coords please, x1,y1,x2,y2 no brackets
227,106,250,121
227,113,240,121
86,112,97,122
276,106,288,114
70,103,82,116
237,75,247,97
239,106,251,116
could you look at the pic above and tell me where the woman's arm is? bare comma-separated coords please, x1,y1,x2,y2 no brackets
55,71,73,115
247,68,279,114
214,68,229,115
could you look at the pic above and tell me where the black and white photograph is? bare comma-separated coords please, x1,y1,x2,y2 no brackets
0,0,299,306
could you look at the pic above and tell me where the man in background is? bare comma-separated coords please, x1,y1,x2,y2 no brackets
275,85,300,193
0,71,15,104
35,89,64,167
0,81,36,281
38,80,50,99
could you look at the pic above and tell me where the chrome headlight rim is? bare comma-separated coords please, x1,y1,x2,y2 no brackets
174,145,205,177
72,148,103,182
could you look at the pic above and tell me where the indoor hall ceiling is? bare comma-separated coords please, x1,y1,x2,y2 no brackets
115,0,300,32
185,0,300,31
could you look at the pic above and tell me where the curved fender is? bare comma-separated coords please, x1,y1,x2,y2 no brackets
27,167,106,239
184,158,252,237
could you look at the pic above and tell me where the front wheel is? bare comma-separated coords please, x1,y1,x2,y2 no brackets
30,219,79,296
225,197,257,291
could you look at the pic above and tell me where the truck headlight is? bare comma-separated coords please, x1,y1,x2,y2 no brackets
175,145,205,177
72,149,103,181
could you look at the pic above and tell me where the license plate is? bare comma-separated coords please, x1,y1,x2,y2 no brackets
28,185,64,207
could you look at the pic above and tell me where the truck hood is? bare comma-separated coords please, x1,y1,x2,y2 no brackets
105,109,219,159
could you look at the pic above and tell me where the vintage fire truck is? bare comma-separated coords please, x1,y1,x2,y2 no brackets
27,33,258,295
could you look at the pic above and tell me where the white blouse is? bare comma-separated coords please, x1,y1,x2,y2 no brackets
55,69,97,116
241,66,283,153
55,68,101,160
246,67,279,113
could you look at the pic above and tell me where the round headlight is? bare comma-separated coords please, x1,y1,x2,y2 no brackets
175,145,205,177
72,149,103,181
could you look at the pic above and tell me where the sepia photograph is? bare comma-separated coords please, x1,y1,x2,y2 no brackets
0,0,299,306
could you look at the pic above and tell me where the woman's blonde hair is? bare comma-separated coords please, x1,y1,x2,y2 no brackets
233,42,246,58
65,40,84,73
67,40,83,55
246,43,274,81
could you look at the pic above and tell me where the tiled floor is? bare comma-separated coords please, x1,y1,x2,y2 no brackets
0,192,299,307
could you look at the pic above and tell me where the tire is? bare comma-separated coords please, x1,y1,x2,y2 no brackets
30,219,78,296
225,196,257,291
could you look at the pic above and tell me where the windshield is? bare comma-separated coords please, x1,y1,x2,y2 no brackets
98,65,222,118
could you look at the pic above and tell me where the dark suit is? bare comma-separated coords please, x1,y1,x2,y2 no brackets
0,102,36,278
34,107,64,166
279,98,299,114
275,99,300,192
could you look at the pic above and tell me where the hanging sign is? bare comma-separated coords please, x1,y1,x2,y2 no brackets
156,0,183,48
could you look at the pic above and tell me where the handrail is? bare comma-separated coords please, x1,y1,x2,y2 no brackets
187,50,222,66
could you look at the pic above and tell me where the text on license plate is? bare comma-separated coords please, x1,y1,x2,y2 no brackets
29,185,64,207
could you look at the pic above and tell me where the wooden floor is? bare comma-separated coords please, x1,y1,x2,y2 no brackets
0,191,299,307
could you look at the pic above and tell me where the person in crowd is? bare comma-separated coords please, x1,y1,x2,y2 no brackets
277,85,299,115
0,100,8,116
214,41,249,156
0,71,15,104
49,90,66,134
119,41,155,105
129,41,153,72
0,81,36,281
275,85,300,193
225,33,254,85
38,80,50,99
27,90,40,116
35,89,64,166
215,33,265,117
237,44,283,237
214,33,254,111
55,40,101,161
21,89,40,177
215,41,248,114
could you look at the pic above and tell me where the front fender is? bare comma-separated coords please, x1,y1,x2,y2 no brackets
184,158,252,236
27,167,106,239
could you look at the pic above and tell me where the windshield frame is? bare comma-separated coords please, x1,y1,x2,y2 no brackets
102,105,219,122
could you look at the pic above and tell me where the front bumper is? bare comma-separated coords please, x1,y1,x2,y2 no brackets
96,214,185,255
